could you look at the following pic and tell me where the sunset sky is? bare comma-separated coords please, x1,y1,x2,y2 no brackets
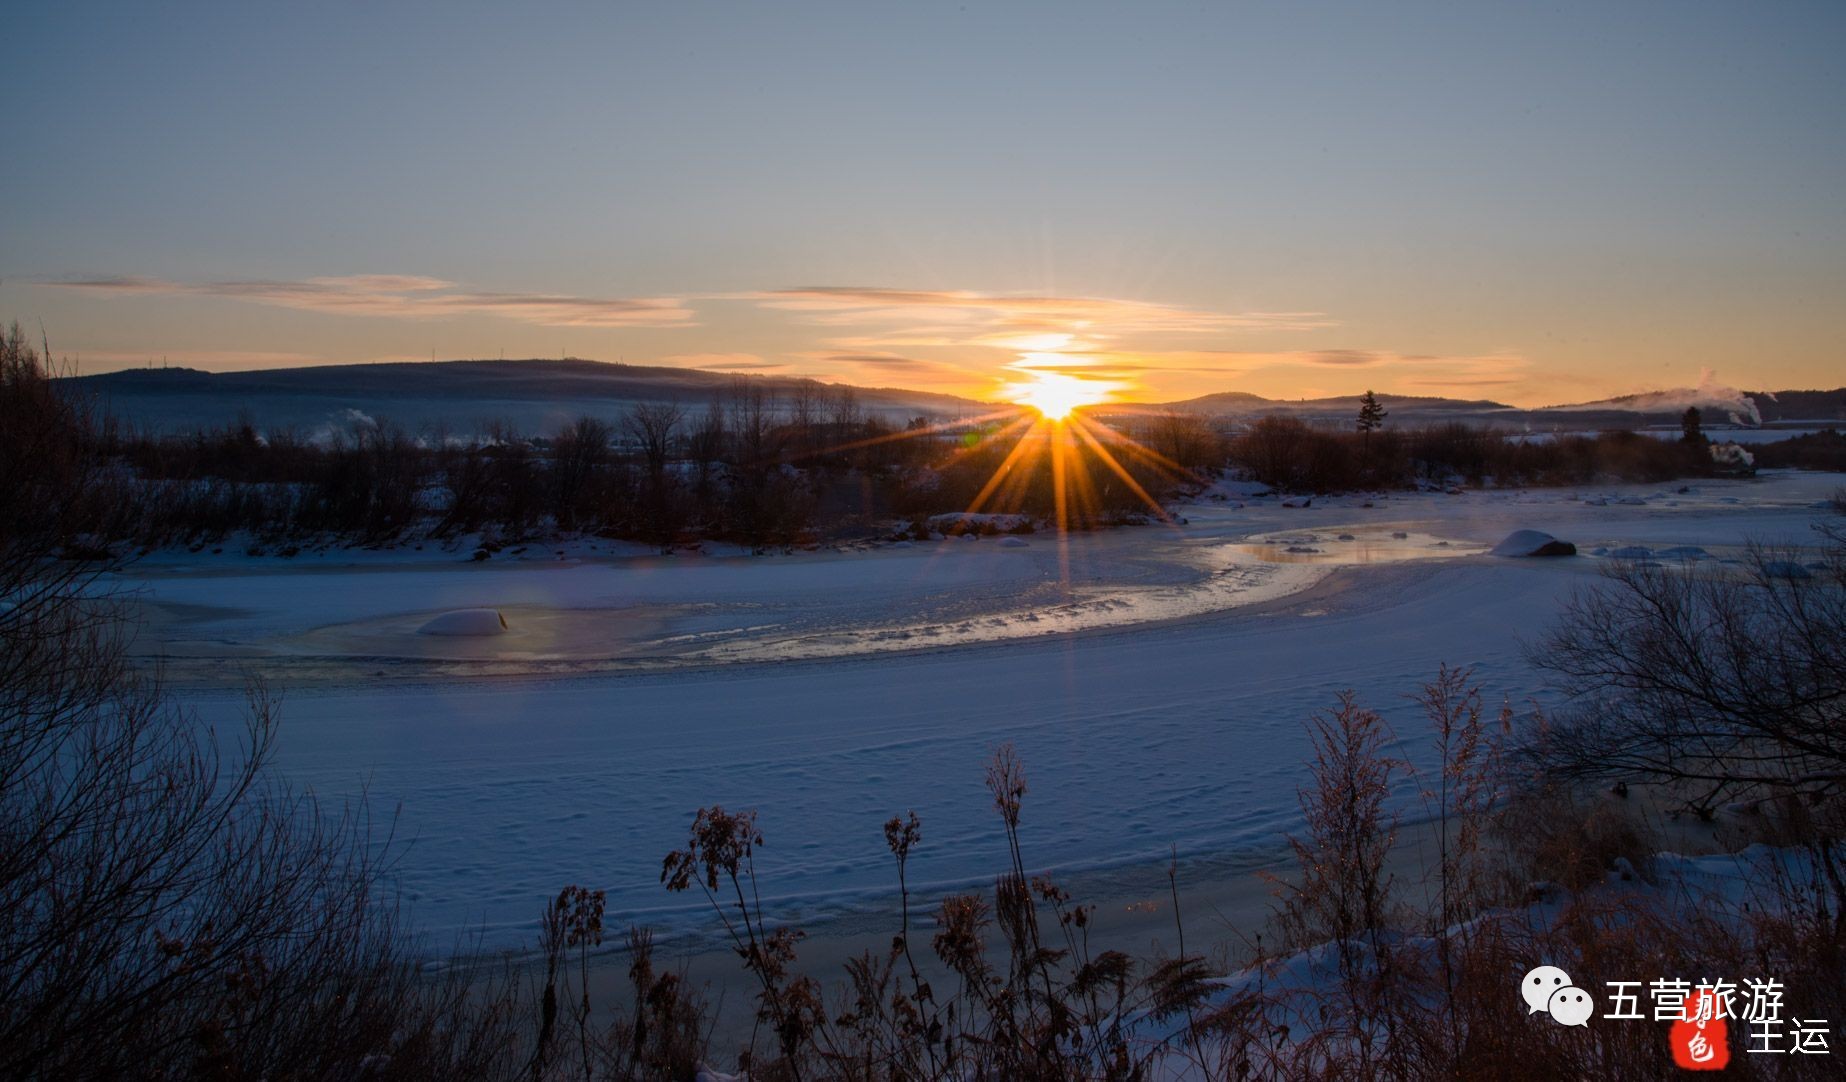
3,2,1842,407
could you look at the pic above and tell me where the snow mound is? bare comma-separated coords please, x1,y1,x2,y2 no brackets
418,608,509,636
1607,545,1654,559
997,536,1030,548
926,512,1034,536
1490,529,1577,558
1761,560,1813,581
1617,495,1646,506
1656,545,1709,560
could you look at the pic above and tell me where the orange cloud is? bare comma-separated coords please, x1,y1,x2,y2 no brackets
751,286,1332,339
661,352,782,372
1132,350,1533,401
792,349,988,387
53,274,695,329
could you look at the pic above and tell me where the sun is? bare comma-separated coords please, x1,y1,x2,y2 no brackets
1006,370,1111,421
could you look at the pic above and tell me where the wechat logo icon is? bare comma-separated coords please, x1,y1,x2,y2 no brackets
1522,965,1594,1027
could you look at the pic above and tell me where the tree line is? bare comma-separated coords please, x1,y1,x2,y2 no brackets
81,376,1189,555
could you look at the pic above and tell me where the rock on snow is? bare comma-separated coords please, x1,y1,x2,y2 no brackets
1490,529,1578,557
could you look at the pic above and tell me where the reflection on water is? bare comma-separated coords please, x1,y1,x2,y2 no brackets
1229,529,1485,565
693,559,1328,665
138,523,1488,681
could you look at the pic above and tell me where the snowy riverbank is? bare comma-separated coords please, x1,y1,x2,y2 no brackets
117,470,1844,952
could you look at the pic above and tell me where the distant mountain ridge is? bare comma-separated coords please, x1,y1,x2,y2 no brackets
1152,390,1514,414
1147,386,1846,428
1745,388,1846,423
71,357,986,410
61,357,1845,434
63,358,994,434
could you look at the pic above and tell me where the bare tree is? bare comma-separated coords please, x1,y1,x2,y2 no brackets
623,402,685,486
786,379,821,457
1530,535,1846,807
1529,525,1846,911
550,415,612,529
432,426,495,536
685,398,729,495
727,377,776,468
827,383,861,434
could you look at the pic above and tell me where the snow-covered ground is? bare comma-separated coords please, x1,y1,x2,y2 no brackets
117,470,1845,951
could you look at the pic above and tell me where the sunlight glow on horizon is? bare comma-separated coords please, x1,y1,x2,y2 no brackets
1003,368,1118,421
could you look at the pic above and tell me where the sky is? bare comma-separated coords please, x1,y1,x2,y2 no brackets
3,1,1842,407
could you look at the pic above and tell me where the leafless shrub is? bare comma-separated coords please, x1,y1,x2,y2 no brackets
658,745,1215,1079
2,335,532,1079
602,927,710,1080
1503,786,1658,893
1256,693,1404,1074
1141,409,1224,472
1225,413,1715,494
1528,523,1846,913
1416,665,1515,929
1207,671,1846,1080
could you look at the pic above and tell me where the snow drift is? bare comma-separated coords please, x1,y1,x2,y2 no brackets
418,608,510,636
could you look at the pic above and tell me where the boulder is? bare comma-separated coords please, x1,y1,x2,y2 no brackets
1490,529,1577,558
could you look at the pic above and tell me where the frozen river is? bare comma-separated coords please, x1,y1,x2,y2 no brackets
121,470,1844,950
